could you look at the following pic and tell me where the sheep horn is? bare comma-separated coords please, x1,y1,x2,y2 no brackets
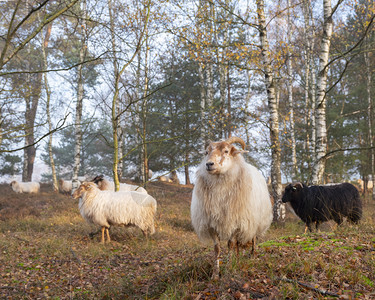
293,182,303,189
225,136,246,150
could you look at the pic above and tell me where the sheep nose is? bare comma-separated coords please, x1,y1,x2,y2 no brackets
206,162,214,170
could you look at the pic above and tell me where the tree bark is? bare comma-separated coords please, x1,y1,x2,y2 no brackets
41,22,57,191
72,0,87,191
256,0,284,222
110,0,150,191
287,0,297,180
22,34,42,181
311,0,333,184
141,27,149,185
198,62,206,149
364,46,374,200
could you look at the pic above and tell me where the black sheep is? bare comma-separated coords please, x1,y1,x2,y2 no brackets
282,182,362,232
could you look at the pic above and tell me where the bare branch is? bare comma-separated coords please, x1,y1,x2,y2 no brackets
0,113,70,153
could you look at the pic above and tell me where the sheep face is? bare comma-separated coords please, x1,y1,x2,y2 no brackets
72,182,96,199
204,141,246,175
92,175,104,184
282,182,304,203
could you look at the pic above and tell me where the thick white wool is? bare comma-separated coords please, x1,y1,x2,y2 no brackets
59,179,73,194
98,179,148,194
191,155,273,245
78,183,156,235
10,181,40,194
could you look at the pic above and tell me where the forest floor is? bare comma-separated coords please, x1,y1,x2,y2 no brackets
0,182,374,299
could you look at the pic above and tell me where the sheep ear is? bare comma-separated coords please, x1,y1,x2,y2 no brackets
231,146,249,156
293,182,303,190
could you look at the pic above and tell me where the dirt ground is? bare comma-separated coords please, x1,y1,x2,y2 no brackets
0,182,374,299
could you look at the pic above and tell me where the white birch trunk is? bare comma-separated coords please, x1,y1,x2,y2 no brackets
206,64,214,110
287,0,297,180
41,23,57,191
364,49,375,200
141,29,149,184
256,0,284,222
311,0,333,184
302,0,311,155
309,3,317,162
72,0,87,192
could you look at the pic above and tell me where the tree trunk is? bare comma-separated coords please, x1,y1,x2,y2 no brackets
72,0,87,191
198,62,206,149
311,0,333,184
256,0,284,222
287,0,297,180
22,60,42,182
141,28,149,185
111,0,150,190
41,22,57,191
302,0,311,172
364,46,375,200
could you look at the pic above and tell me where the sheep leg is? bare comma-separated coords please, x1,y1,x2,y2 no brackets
105,228,111,243
305,223,312,233
209,230,220,280
251,236,256,255
315,221,321,232
212,241,221,280
227,239,239,256
101,227,106,244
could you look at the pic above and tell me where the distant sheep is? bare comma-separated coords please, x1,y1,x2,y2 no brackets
191,136,273,279
282,182,362,233
10,181,40,194
92,175,147,194
169,170,180,184
72,182,157,243
158,175,172,183
58,179,73,195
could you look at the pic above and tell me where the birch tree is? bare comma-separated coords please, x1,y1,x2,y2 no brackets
72,0,87,191
286,0,297,180
110,0,150,191
311,0,335,184
364,39,374,199
0,0,79,73
40,22,57,191
256,0,284,222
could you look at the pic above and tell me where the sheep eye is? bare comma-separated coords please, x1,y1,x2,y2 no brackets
205,151,208,155
292,187,297,191
224,150,229,154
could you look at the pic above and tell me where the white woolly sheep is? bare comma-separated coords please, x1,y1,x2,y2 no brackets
10,181,40,194
191,136,273,279
158,175,172,183
72,182,157,243
58,179,73,195
91,175,148,194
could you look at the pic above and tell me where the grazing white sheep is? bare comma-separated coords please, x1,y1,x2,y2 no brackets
72,182,157,243
158,175,172,183
191,136,273,279
91,175,148,194
10,181,40,194
58,179,73,195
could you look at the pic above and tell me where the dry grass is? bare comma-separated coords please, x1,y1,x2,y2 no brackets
0,182,374,299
